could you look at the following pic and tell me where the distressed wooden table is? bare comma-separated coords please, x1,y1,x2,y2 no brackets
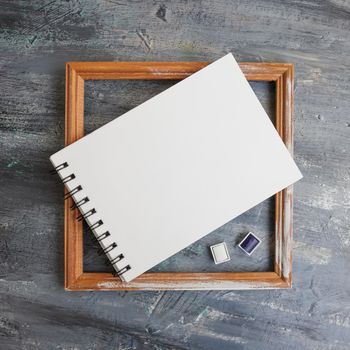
1,1,349,349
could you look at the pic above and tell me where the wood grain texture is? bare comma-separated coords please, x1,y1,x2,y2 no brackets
1,0,350,349
64,61,293,291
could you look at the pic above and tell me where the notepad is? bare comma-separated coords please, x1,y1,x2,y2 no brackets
50,53,302,282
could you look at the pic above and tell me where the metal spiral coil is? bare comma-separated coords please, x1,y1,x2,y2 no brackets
95,231,111,242
106,253,124,266
77,208,96,222
90,219,104,230
64,185,82,200
50,162,68,175
70,197,90,210
98,242,117,255
113,265,131,277
61,174,76,184
52,162,131,279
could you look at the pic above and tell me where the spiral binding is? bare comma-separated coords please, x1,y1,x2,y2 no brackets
50,162,68,175
71,197,90,210
61,174,76,184
77,208,96,222
51,161,131,278
95,231,110,241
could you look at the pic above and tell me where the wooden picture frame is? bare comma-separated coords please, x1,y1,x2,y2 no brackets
64,61,294,291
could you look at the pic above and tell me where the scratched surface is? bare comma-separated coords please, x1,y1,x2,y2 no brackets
1,1,350,349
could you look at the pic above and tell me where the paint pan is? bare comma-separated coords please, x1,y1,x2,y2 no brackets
238,232,261,255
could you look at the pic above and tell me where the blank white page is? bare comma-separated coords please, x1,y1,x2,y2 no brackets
50,53,302,282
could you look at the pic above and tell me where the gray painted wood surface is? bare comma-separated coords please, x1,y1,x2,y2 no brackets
1,0,349,349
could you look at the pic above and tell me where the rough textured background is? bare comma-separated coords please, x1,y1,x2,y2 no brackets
1,1,350,349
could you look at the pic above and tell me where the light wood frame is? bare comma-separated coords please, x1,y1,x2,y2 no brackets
64,61,294,291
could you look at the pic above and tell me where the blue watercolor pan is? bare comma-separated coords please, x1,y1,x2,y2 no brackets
238,232,261,255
